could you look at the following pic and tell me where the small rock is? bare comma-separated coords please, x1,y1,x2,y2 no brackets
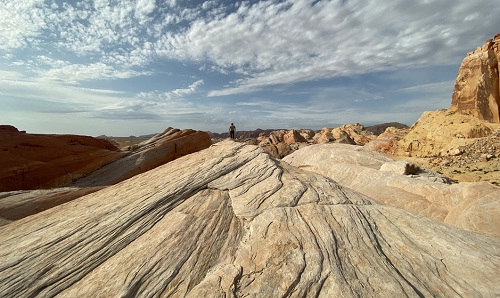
448,148,462,156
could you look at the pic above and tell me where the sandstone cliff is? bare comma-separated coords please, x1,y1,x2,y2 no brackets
451,33,500,123
0,141,498,297
0,125,124,192
284,143,500,238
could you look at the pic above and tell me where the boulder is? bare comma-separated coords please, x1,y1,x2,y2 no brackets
451,33,500,123
313,127,335,143
0,126,125,191
0,141,498,297
284,143,500,238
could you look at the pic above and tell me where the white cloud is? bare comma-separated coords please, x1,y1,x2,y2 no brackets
395,81,455,93
0,0,47,50
136,79,204,102
135,0,156,21
159,0,499,95
0,0,498,135
3,0,496,94
0,69,128,107
41,62,150,83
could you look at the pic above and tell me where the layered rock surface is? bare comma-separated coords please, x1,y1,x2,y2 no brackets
451,33,500,123
0,125,124,192
284,143,500,238
71,127,212,187
0,141,498,297
0,127,212,223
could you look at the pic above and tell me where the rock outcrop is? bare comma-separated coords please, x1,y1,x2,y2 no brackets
0,141,498,297
313,123,375,145
395,109,500,157
0,127,212,223
451,33,500,123
71,127,212,187
257,130,305,158
365,126,409,154
0,125,124,192
284,143,500,238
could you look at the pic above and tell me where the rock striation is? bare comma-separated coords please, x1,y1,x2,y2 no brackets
71,128,212,187
0,187,105,225
0,127,212,223
284,143,500,238
451,33,500,123
0,141,498,297
0,125,124,192
72,127,212,187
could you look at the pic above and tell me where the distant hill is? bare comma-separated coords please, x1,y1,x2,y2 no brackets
365,122,409,135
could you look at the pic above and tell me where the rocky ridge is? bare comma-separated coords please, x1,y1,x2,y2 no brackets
0,125,124,192
71,127,212,187
0,141,498,297
0,127,212,224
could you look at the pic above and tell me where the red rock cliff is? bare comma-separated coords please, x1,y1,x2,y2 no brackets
0,126,125,191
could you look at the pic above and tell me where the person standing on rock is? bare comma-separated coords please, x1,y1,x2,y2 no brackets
229,123,236,139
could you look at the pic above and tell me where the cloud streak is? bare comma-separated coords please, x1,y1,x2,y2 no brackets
0,0,498,135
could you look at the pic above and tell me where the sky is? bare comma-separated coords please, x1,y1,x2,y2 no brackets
1,0,499,136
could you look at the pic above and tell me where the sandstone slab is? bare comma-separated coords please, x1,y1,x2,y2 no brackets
284,143,500,238
71,128,212,187
0,141,498,297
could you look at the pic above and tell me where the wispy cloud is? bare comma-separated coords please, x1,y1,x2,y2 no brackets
0,0,498,135
136,80,204,102
395,81,455,93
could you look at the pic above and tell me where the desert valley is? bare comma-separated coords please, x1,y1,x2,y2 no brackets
0,35,499,297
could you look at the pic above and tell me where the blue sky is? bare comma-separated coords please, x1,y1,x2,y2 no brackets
1,0,499,136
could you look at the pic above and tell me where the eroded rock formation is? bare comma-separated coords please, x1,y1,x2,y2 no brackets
0,125,124,192
315,124,375,145
0,141,498,297
0,127,212,223
284,143,500,238
365,126,409,154
395,109,500,157
451,33,500,123
71,128,212,187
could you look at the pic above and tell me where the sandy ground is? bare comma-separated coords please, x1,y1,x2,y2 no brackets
393,155,500,186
